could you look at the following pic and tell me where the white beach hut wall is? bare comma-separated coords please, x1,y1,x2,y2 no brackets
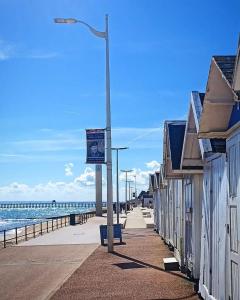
179,94,204,280
149,173,160,233
162,121,186,264
196,49,240,300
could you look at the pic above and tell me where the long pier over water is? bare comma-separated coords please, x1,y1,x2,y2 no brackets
0,202,106,209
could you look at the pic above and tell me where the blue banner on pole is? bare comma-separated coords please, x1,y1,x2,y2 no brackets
86,129,105,164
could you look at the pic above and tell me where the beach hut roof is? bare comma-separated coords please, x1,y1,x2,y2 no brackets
163,120,186,179
155,172,160,188
213,56,236,86
191,91,227,157
233,37,240,93
198,48,240,139
149,174,155,192
180,93,204,172
159,164,167,188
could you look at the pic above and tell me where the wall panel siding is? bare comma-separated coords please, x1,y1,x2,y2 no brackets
199,154,227,300
227,129,240,300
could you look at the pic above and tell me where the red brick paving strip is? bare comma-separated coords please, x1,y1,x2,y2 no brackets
51,229,200,300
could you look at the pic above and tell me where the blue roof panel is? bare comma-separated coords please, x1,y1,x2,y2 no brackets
168,123,186,170
228,103,240,129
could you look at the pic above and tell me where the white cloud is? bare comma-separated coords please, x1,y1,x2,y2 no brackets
74,167,95,186
119,161,160,188
119,168,151,186
0,166,101,201
65,163,74,176
0,162,159,201
145,160,160,170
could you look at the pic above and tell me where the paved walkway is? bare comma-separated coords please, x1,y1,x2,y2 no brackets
51,228,199,300
0,244,97,300
21,215,125,246
125,207,148,228
0,215,125,300
0,210,199,299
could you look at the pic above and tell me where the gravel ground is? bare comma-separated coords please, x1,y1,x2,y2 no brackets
51,228,200,300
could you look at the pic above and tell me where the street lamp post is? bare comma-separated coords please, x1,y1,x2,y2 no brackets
54,15,114,253
121,170,133,213
111,147,128,224
133,174,137,202
127,180,134,201
130,186,134,208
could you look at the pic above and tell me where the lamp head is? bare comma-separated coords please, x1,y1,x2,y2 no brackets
54,18,78,24
111,147,128,151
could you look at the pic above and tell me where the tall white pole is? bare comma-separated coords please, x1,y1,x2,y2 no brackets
105,14,114,253
53,16,112,251
128,181,131,202
134,175,137,201
116,149,119,224
125,172,128,213
95,164,102,216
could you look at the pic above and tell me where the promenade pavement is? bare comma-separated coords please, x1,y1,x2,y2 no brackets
0,208,199,299
21,215,125,246
52,227,200,300
0,214,125,300
125,207,146,228
0,244,97,300
125,207,154,229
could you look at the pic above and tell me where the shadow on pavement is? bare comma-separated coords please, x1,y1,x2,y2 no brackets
112,250,196,283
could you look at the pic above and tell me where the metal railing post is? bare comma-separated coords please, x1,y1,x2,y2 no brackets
4,230,6,248
40,222,43,235
15,228,18,244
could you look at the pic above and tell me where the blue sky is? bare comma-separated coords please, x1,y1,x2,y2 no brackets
0,0,239,201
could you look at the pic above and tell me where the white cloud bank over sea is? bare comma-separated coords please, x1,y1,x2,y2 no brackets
0,161,160,202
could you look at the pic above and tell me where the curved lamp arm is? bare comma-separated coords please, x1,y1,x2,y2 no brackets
54,18,106,39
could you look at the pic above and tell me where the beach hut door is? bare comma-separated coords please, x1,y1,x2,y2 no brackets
227,134,240,300
185,178,193,271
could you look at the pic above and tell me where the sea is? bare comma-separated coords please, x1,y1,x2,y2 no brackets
0,201,96,232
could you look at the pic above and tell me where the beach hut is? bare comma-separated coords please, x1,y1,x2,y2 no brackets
139,190,153,208
179,94,204,279
162,120,185,259
149,173,160,232
196,49,240,299
153,172,160,232
158,165,168,239
162,117,204,279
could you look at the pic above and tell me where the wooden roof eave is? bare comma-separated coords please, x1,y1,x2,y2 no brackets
180,99,203,169
213,57,239,101
191,91,212,157
198,120,240,139
199,60,236,136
